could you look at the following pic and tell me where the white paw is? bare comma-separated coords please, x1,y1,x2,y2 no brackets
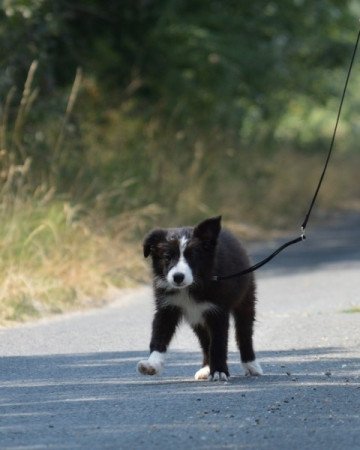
137,360,162,376
194,365,210,380
242,360,263,376
208,371,229,381
137,351,165,376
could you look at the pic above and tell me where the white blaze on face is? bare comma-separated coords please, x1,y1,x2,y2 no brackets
166,236,194,288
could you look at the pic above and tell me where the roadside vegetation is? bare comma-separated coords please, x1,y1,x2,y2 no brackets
1,1,360,325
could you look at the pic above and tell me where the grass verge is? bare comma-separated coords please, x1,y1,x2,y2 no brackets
0,199,159,326
342,307,360,314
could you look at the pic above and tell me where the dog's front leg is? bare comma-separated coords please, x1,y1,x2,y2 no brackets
137,306,182,376
206,310,230,381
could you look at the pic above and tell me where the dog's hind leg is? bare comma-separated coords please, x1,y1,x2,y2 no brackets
137,306,182,376
192,325,210,380
233,290,263,376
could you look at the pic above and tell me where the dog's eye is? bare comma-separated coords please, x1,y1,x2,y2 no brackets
163,253,171,263
184,247,195,260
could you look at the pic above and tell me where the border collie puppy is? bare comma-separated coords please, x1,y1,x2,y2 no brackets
137,216,262,381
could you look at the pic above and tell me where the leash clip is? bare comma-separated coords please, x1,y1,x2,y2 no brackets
300,226,306,241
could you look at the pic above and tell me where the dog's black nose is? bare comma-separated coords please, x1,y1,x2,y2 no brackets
173,272,185,285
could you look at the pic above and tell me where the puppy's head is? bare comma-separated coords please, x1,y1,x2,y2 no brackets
143,216,221,289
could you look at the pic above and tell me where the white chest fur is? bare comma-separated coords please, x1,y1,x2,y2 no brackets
164,290,216,326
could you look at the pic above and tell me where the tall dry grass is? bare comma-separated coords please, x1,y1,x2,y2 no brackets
0,198,159,326
0,63,155,326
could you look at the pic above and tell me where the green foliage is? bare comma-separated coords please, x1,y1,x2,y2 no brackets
0,0,359,224
0,1,356,128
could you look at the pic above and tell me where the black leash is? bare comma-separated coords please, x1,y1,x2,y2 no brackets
213,25,360,282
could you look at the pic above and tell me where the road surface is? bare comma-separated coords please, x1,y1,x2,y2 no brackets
0,211,359,449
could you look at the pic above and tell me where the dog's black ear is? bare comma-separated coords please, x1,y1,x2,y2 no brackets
143,229,167,258
193,216,222,243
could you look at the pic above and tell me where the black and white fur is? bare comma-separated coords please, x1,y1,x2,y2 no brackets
137,216,262,381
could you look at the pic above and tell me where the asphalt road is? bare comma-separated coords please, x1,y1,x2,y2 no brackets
0,212,360,449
